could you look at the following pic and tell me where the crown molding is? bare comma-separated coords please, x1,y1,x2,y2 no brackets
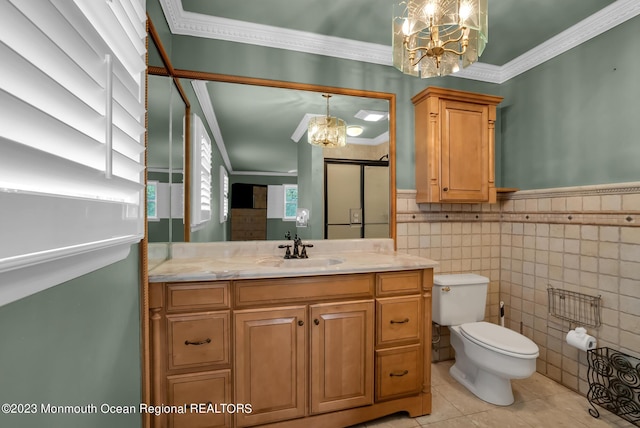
160,0,391,65
498,0,640,84
162,0,640,84
191,80,233,172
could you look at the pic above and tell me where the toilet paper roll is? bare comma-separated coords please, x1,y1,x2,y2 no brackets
566,328,597,351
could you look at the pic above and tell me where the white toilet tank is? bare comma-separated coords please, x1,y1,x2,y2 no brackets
432,274,489,326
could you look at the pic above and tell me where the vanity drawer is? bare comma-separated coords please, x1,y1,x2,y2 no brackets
167,282,229,312
167,370,231,428
375,345,422,401
167,312,230,370
376,271,422,296
234,274,374,307
376,296,421,347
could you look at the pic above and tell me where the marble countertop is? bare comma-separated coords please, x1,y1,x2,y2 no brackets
148,239,438,283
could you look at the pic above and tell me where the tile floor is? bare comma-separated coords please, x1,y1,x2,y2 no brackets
350,360,636,428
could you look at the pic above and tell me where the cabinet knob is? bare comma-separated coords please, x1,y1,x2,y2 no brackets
442,187,449,192
298,320,304,326
314,319,320,326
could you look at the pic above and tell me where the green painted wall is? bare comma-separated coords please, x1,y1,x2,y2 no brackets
500,15,640,189
169,15,640,191
0,248,141,428
169,36,500,190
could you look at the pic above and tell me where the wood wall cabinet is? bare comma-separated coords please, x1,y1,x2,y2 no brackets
149,269,433,428
412,86,503,204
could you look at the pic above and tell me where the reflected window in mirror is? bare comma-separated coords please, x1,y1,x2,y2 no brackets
220,166,229,223
147,181,159,221
283,185,298,221
190,114,213,232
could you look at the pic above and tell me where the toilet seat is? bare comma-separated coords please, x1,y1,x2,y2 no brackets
459,322,539,359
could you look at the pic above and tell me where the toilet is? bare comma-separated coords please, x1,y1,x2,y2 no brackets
432,274,539,406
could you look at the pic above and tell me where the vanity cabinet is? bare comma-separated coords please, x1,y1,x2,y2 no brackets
149,268,432,428
412,86,503,204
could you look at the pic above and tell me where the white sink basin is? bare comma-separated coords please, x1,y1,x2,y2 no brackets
257,257,344,268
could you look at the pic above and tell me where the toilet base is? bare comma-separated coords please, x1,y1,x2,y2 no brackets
449,362,515,406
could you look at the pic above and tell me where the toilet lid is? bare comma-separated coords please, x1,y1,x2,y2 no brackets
460,322,539,357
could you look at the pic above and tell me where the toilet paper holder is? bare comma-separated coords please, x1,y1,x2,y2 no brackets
566,327,597,351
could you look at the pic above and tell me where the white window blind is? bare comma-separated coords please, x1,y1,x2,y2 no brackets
0,0,146,305
190,114,212,231
220,166,229,223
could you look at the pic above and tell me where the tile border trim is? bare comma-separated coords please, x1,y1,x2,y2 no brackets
397,183,640,227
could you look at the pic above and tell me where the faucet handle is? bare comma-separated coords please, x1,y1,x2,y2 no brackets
300,244,313,258
278,244,292,259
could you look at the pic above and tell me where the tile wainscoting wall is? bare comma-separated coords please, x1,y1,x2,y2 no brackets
396,183,640,396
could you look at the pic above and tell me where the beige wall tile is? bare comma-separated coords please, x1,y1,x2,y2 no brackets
582,195,601,211
551,197,566,212
622,193,640,210
600,226,620,242
621,228,640,244
566,196,582,211
601,194,621,211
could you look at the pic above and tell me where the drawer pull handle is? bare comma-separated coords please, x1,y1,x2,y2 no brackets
390,318,410,324
184,338,211,346
389,370,409,377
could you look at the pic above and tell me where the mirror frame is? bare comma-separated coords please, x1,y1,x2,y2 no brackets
147,18,192,242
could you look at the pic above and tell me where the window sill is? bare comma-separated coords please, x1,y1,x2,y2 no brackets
0,236,140,306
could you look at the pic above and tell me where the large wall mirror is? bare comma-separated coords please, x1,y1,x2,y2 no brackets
146,23,397,251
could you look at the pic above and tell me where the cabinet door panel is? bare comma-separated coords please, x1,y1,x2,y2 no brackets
441,100,488,201
167,370,231,428
234,307,306,426
310,300,374,414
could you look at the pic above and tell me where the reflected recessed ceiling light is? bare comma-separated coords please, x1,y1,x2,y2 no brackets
355,109,388,122
346,125,364,137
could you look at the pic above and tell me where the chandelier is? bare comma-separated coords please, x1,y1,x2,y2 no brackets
308,94,346,148
393,0,488,78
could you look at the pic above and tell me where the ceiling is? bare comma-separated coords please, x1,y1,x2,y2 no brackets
154,0,637,175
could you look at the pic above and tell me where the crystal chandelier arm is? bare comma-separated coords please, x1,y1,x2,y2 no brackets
440,26,469,56
403,25,469,67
